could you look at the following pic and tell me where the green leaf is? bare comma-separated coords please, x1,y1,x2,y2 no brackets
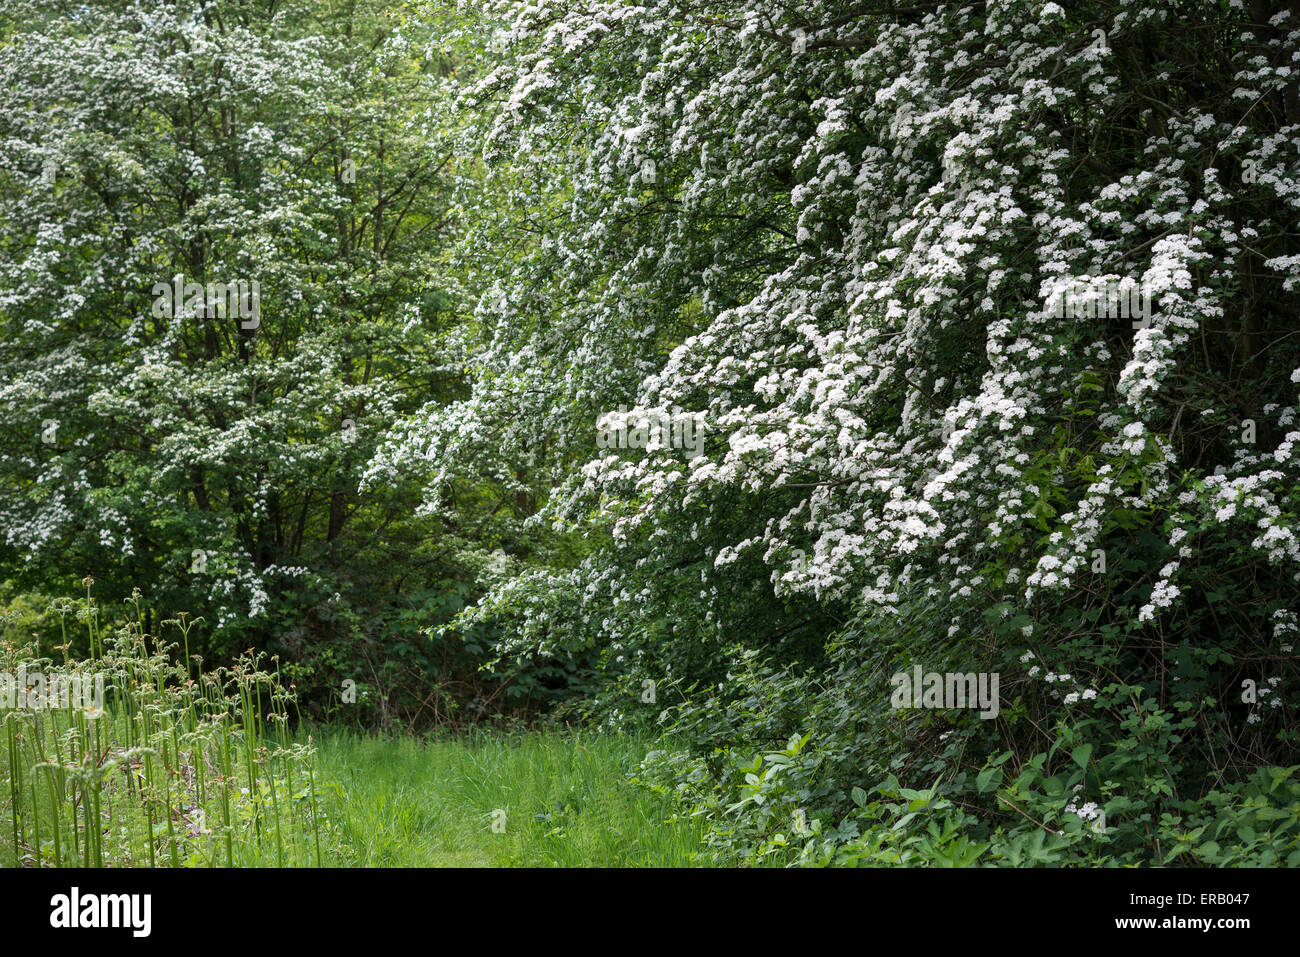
976,767,1003,794
1071,744,1093,770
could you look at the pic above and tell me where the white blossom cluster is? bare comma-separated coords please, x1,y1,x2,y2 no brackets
374,1,1300,663
0,0,446,634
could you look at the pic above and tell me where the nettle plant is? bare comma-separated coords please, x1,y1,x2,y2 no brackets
376,0,1300,848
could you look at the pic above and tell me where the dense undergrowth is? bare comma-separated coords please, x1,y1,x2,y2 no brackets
5,586,1296,867
636,639,1300,867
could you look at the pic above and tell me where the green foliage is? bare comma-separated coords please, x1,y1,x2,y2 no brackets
634,579,1298,866
0,0,586,724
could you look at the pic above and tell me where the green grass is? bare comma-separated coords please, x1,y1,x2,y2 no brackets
1,723,708,867
1,589,707,867
312,730,709,867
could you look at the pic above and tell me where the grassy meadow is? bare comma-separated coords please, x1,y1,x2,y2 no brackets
0,598,704,868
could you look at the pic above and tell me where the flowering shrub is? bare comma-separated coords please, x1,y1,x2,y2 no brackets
373,0,1300,861
0,0,542,721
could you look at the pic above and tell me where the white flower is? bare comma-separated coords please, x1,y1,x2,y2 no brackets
1074,802,1100,821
